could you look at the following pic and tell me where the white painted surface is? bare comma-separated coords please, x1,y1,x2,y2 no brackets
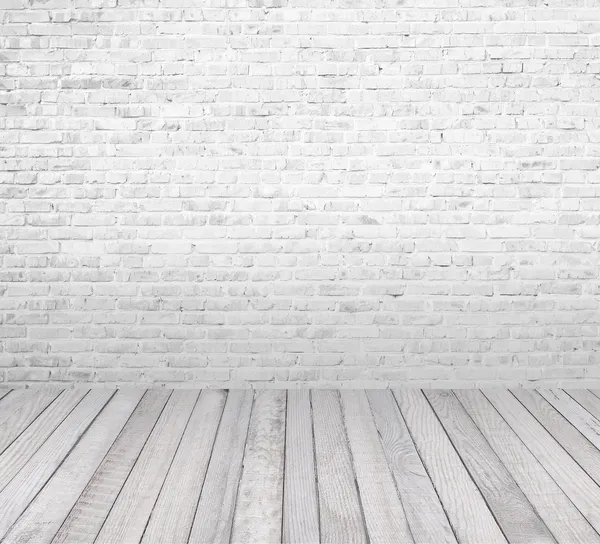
0,2,598,387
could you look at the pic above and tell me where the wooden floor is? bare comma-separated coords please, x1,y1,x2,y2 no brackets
1,389,600,543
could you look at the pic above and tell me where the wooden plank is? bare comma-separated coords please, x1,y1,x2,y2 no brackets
231,390,286,544
2,390,143,544
312,390,368,544
0,388,11,402
425,390,554,544
0,388,88,493
0,390,39,427
142,390,227,544
283,389,320,544
95,390,199,544
567,389,600,422
0,389,61,454
341,390,413,544
394,389,506,544
484,389,600,532
367,390,456,544
540,389,600,451
457,389,600,544
52,390,170,544
512,389,600,487
0,390,114,540
188,390,254,544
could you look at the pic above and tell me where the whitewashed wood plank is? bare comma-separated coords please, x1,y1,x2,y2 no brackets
0,389,88,493
425,390,553,544
540,389,600,451
367,390,456,544
394,389,506,544
231,390,286,544
0,387,15,415
52,390,170,544
457,389,600,544
0,390,114,540
312,390,368,544
341,390,413,544
513,389,600,487
567,390,600,423
95,390,198,544
283,389,320,544
484,389,600,533
2,390,143,544
142,390,227,544
188,390,254,544
0,389,60,454
0,390,39,427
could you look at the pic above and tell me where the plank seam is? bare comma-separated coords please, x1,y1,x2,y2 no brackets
0,389,64,457
227,389,255,544
92,389,174,544
450,390,557,544
308,390,321,544
0,390,28,424
421,390,509,544
0,389,12,402
0,389,92,495
337,390,371,544
184,389,229,544
140,391,202,544
364,391,415,544
280,390,288,544
542,389,600,449
538,389,600,473
390,389,460,544
51,389,147,544
564,390,600,430
2,390,116,542
482,390,600,542
510,390,600,489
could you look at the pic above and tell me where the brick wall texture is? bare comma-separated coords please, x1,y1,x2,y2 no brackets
1,0,599,388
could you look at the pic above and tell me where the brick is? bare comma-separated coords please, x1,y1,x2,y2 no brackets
0,2,596,388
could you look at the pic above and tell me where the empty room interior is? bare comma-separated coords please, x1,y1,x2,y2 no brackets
1,0,600,542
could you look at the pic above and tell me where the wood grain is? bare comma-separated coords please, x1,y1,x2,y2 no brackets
367,389,456,544
2,390,143,544
312,390,368,544
341,390,413,544
3,387,600,543
425,390,553,544
188,390,254,544
0,390,41,427
394,389,507,544
231,390,286,544
0,388,88,493
52,390,171,544
540,389,600,451
567,389,600,422
283,389,320,544
484,389,600,533
513,388,600,487
457,389,600,544
95,390,199,544
0,390,114,540
0,389,60,454
142,390,227,544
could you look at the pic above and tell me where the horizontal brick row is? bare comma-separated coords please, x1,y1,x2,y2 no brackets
0,0,599,386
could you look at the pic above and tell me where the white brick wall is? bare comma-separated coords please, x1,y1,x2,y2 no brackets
1,0,599,388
